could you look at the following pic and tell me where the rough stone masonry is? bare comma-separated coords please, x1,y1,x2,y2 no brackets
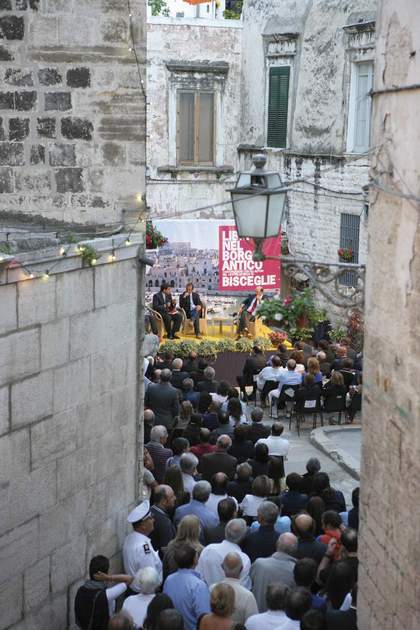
0,0,146,225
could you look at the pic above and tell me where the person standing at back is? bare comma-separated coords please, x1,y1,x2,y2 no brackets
145,369,180,432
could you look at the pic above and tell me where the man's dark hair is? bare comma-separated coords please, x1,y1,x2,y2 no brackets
300,609,327,630
186,282,194,289
293,558,317,588
286,472,303,492
190,413,203,426
312,472,330,495
253,345,263,354
342,358,354,369
157,609,185,630
325,561,356,609
285,587,312,620
173,544,196,569
254,442,269,462
108,612,135,629
153,485,170,506
198,391,212,413
217,381,231,396
251,407,264,423
89,555,109,580
218,413,230,426
211,472,228,495
322,510,342,529
217,497,237,523
233,424,248,442
272,355,282,368
144,594,174,630
160,282,170,291
266,583,289,610
199,428,211,444
171,437,189,456
271,422,284,436
341,528,358,553
352,486,360,508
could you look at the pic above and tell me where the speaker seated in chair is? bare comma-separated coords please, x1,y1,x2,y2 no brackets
146,306,165,338
179,282,207,338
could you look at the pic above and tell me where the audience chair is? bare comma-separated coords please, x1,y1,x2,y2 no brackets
323,392,347,425
294,391,324,436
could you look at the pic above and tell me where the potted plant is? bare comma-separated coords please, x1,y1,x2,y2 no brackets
337,247,354,262
146,221,168,250
257,287,325,332
329,326,347,343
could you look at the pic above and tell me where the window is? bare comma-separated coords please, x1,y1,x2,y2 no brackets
339,213,360,286
177,91,215,165
267,66,290,148
347,62,374,153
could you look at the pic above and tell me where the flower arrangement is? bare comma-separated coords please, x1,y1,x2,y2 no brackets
268,331,289,346
347,309,364,352
329,326,347,343
257,288,325,332
158,335,273,359
337,247,354,262
146,221,168,249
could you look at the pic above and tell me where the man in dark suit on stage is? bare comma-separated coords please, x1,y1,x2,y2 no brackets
152,282,183,339
236,286,265,339
179,282,203,339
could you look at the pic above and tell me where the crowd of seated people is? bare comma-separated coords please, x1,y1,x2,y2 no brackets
76,451,360,629
75,338,361,629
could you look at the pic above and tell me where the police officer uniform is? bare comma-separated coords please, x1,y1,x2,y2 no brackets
122,500,162,592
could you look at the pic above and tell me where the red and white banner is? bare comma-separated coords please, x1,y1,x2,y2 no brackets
218,225,281,292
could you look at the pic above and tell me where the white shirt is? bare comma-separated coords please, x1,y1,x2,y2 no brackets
256,435,290,457
246,610,294,630
257,366,283,389
212,578,258,624
197,540,251,589
211,392,228,405
122,531,162,593
182,473,196,496
106,583,128,616
122,593,155,629
206,493,238,516
240,494,266,518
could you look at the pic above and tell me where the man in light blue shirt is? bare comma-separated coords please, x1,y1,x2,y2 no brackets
163,544,210,630
174,481,218,540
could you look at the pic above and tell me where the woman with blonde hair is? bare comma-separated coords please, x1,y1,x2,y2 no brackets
306,357,323,384
199,583,236,630
162,515,203,580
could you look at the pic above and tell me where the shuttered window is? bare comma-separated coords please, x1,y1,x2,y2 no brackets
339,213,360,286
177,91,215,165
267,66,290,148
347,62,374,153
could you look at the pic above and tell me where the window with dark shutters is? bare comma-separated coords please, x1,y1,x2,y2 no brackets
267,66,290,148
339,213,360,286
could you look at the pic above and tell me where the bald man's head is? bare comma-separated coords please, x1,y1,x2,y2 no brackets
276,532,298,555
108,612,134,630
222,552,243,578
294,514,315,539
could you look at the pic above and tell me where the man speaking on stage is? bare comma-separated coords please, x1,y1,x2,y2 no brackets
236,286,265,339
179,282,203,339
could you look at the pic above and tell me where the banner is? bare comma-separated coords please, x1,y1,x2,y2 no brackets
219,225,281,291
147,219,281,297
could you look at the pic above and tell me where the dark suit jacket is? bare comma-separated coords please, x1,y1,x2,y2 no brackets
242,525,279,563
179,291,202,318
247,422,270,444
145,382,180,429
171,370,190,390
150,505,176,554
326,608,357,630
242,294,266,310
197,380,219,394
242,353,266,385
152,291,173,316
199,451,238,481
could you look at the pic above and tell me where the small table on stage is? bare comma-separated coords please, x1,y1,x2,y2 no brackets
208,316,236,338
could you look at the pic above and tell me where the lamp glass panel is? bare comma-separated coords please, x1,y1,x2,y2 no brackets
232,193,268,238
265,173,282,189
266,192,286,237
237,173,252,188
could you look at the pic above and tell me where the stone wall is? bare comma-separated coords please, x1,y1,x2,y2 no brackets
0,239,141,629
358,3,420,629
146,16,242,219
0,0,146,225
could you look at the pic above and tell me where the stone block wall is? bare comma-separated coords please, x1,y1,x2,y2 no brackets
358,3,420,628
0,252,139,629
0,0,146,224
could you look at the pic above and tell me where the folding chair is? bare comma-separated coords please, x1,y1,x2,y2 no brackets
323,392,347,425
294,392,323,436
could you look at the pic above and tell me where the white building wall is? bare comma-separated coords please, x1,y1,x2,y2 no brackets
147,17,243,219
0,241,141,629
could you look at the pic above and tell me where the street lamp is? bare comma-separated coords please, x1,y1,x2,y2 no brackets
229,154,287,260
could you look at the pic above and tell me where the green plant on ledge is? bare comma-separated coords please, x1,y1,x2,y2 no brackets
148,0,170,17
79,244,99,267
257,288,325,331
289,327,314,343
330,326,347,343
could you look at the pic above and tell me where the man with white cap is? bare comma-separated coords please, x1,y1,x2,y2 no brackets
123,500,162,591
